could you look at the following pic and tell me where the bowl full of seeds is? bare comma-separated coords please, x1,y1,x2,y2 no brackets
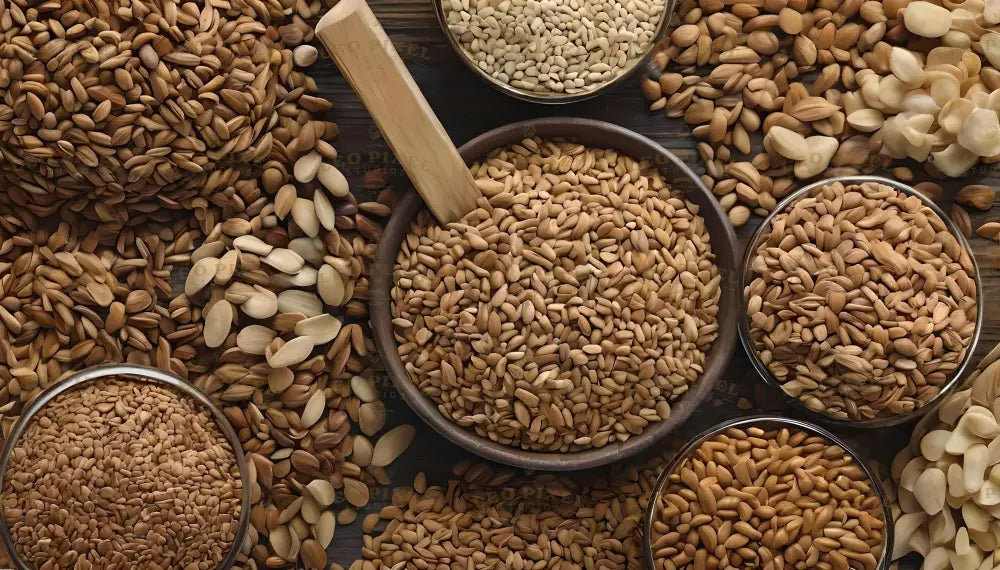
643,415,892,570
372,117,739,471
740,176,983,427
0,364,251,570
434,0,672,103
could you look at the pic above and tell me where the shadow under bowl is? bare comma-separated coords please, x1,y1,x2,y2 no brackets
738,175,984,429
371,117,740,471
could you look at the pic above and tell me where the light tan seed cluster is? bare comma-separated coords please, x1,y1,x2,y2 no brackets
444,0,666,94
2,379,242,569
357,458,662,570
0,213,204,430
651,425,886,570
639,0,1000,226
0,0,333,223
392,138,721,452
745,181,978,421
175,176,410,570
888,342,1000,569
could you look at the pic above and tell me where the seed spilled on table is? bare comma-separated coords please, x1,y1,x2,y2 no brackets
745,181,978,421
391,137,721,452
2,379,242,569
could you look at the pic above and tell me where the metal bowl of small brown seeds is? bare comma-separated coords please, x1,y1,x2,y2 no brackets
0,364,252,570
740,176,983,427
643,415,893,570
432,0,674,104
371,117,739,471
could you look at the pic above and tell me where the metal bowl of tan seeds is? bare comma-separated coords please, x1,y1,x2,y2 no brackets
433,0,672,103
643,415,892,570
371,117,739,471
0,364,251,570
740,176,983,428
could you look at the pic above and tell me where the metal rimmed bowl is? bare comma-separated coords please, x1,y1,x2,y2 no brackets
371,117,739,471
432,0,674,104
642,415,894,570
0,364,252,570
739,175,984,428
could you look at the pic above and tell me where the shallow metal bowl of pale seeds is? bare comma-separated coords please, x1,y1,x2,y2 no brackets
643,415,894,570
739,176,984,429
432,0,674,104
0,364,252,570
371,117,740,471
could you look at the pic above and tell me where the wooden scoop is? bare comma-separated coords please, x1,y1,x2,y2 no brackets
315,0,481,224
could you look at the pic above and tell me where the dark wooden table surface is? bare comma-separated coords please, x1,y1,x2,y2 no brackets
316,0,1000,566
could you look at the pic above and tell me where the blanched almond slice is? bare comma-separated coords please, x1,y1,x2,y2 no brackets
262,249,305,274
291,198,320,238
965,407,999,438
314,188,335,231
237,325,276,355
967,528,996,552
268,367,294,393
277,290,323,317
353,435,373,467
955,527,971,555
914,468,947,514
893,512,927,559
266,336,315,368
763,126,809,160
947,462,967,499
350,376,378,402
185,256,220,296
314,511,335,549
903,1,952,37
932,143,979,177
204,299,233,348
270,266,318,288
371,425,415,467
288,237,325,265
975,480,1000,505
964,444,988,492
928,508,956,546
243,286,279,319
301,495,321,524
940,98,976,135
921,430,952,461
923,548,950,570
233,235,273,256
958,108,1000,156
846,108,884,132
317,265,345,307
294,152,322,183
294,314,343,345
939,389,973,426
793,136,838,179
890,47,925,85
963,501,990,533
306,480,337,507
300,389,326,428
317,163,349,197
927,46,966,67
928,73,960,107
981,31,1000,69
901,456,929,491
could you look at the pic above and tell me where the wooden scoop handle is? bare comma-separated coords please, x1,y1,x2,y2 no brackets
315,0,480,224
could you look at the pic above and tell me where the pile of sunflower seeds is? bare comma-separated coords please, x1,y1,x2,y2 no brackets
391,137,721,452
745,181,978,421
0,0,332,224
357,457,662,570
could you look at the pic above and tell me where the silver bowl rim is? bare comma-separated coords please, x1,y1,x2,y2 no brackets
431,0,676,104
0,364,252,570
641,414,894,570
738,175,985,428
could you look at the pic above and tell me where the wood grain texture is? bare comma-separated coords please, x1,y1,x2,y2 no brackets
315,0,480,224
309,0,1000,565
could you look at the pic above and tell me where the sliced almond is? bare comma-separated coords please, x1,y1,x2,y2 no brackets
343,477,369,507
764,126,809,160
371,425,415,468
277,290,323,317
289,237,325,265
359,402,386,436
204,299,234,348
317,162,349,197
294,314,343,345
233,235,273,256
242,286,279,319
314,188,336,231
351,376,379,403
306,480,337,507
237,325,277,355
214,249,239,286
294,152,322,183
276,184,297,219
269,525,293,560
317,265,345,307
185,256,220,296
262,248,306,274
314,510,335,548
301,494,322,525
353,435,374,467
271,266,318,288
913,468,947,515
300,389,326,428
266,336,315,368
292,198,320,238
269,367,294,393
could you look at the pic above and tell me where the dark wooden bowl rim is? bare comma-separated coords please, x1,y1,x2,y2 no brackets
371,117,740,471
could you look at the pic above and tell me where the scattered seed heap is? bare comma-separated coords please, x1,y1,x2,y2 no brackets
357,458,661,570
443,0,666,95
651,424,886,570
392,137,721,452
2,378,242,569
641,0,1000,226
745,181,978,422
888,342,1000,570
0,0,333,223
0,213,204,429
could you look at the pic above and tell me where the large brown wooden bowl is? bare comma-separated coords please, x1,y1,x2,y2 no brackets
371,117,739,471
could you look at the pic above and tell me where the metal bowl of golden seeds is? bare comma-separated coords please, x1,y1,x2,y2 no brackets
0,364,251,570
739,176,983,428
432,0,674,104
644,415,893,570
